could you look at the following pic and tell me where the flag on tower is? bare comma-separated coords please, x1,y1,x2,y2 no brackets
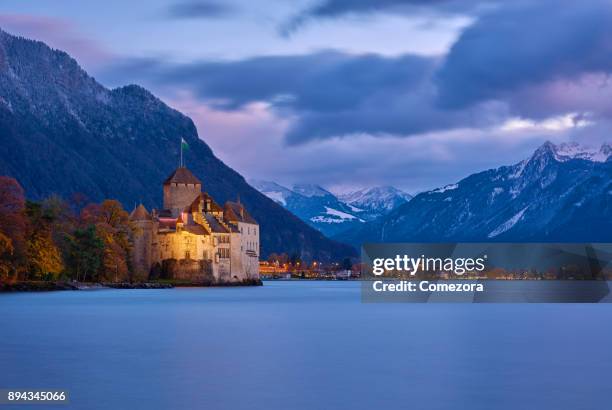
180,138,190,167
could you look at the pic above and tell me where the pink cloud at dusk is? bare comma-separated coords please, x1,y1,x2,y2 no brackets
0,13,113,71
507,73,612,122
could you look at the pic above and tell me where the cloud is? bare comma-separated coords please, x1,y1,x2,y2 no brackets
435,0,612,111
282,0,494,35
0,14,112,69
94,0,612,150
166,1,235,19
99,51,508,145
2,1,607,192
169,91,573,193
282,0,612,128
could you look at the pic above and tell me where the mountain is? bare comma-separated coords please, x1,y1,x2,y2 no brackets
250,180,412,236
336,141,612,246
0,29,356,261
292,183,332,198
337,186,413,221
247,180,293,206
249,180,364,236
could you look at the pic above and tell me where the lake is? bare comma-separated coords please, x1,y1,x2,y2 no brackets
1,281,611,410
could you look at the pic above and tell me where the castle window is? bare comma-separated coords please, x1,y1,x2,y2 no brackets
185,251,190,260
217,248,229,259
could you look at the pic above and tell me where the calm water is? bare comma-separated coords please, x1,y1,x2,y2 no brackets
1,281,612,410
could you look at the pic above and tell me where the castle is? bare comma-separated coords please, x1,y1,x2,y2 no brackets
129,166,260,284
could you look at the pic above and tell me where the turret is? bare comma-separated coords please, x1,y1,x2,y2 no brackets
176,213,184,232
129,204,155,278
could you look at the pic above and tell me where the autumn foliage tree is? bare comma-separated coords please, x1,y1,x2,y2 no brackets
0,231,14,280
81,200,134,282
24,201,64,280
0,175,138,284
0,177,26,280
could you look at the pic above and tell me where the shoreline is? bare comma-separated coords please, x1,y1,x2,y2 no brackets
0,279,263,292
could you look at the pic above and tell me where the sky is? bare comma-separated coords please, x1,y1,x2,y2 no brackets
0,0,611,193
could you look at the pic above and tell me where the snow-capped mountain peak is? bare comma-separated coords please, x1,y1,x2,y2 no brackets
250,181,413,237
533,141,611,163
336,140,612,246
249,179,293,206
338,186,413,213
292,184,333,198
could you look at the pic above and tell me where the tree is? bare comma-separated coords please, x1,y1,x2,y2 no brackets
69,192,89,215
0,177,26,236
42,194,77,232
81,200,134,282
0,232,13,281
24,201,63,280
65,225,104,282
41,195,77,270
0,177,26,279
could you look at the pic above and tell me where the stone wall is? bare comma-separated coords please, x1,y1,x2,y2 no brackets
159,258,214,283
163,182,201,215
131,220,154,277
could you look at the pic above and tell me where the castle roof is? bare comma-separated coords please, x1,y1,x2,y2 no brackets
185,224,209,235
224,201,257,225
163,167,201,185
201,192,223,213
130,204,152,221
187,194,202,213
184,192,224,214
204,214,230,233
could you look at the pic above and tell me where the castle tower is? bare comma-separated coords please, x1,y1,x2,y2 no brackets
163,167,202,216
130,204,155,278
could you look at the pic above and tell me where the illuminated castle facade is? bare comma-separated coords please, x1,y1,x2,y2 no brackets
130,167,259,283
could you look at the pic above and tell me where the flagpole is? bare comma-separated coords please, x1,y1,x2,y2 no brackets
180,138,183,167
